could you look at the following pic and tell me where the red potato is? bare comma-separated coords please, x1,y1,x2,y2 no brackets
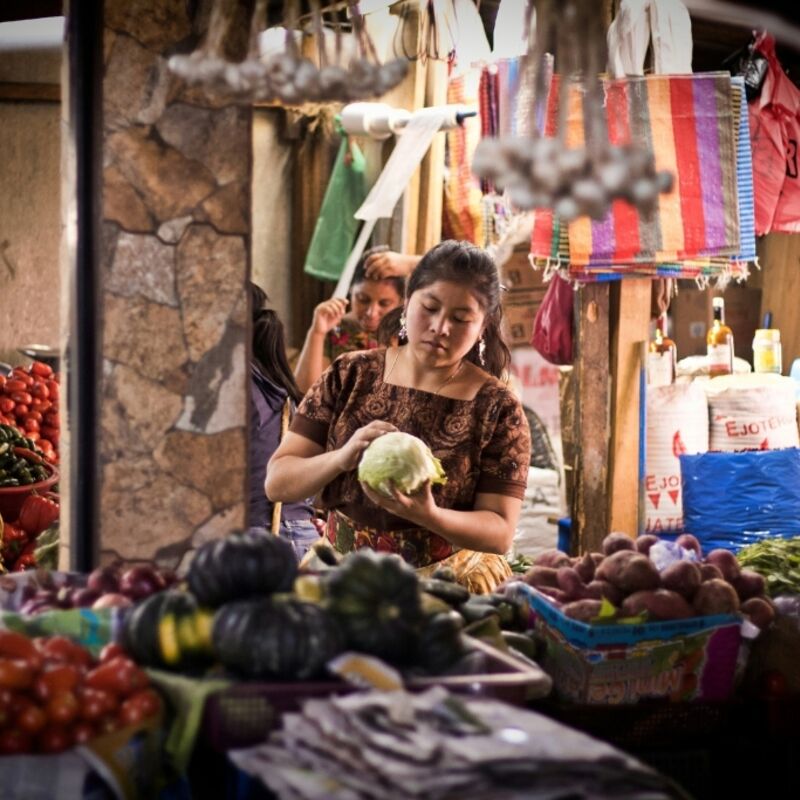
705,549,741,583
700,563,724,582
522,566,559,590
556,567,586,601
533,549,572,569
734,570,766,602
693,579,740,616
596,550,660,594
602,532,636,556
562,599,604,623
741,597,776,630
536,586,568,604
573,552,596,584
621,589,694,621
584,580,624,606
635,534,659,556
676,533,703,557
661,560,702,601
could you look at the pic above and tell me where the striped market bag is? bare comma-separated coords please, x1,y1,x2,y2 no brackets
530,73,749,283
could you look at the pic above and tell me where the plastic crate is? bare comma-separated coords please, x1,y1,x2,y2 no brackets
201,637,552,751
523,585,742,704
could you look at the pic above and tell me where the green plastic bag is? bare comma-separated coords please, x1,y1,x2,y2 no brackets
304,136,367,282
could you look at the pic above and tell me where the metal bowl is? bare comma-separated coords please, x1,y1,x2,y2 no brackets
17,344,59,370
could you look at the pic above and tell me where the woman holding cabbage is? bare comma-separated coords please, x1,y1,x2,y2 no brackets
266,240,531,592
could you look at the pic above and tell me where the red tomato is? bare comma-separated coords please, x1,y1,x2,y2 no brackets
25,431,40,443
23,417,39,432
16,701,47,735
36,636,93,668
0,630,44,670
18,494,60,536
118,696,147,727
46,690,79,725
0,658,34,690
99,643,127,663
30,362,53,379
37,438,53,452
72,721,96,745
24,410,43,424
30,383,50,400
4,379,27,393
0,728,32,755
40,426,58,443
10,391,32,405
0,375,5,388
10,369,33,386
125,688,161,719
0,397,14,413
14,404,29,417
46,380,59,401
34,663,81,700
37,725,72,754
31,398,51,413
85,657,147,696
77,689,108,721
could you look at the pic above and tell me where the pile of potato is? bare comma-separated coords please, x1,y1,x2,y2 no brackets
523,533,775,630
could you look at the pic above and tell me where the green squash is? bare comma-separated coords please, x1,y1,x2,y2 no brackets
325,551,423,663
187,530,298,608
416,610,465,674
212,597,343,680
123,590,214,671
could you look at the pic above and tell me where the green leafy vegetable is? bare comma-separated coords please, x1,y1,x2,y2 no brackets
358,431,446,496
737,537,800,597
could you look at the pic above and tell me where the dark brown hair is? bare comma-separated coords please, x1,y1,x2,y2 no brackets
250,282,303,404
407,240,510,379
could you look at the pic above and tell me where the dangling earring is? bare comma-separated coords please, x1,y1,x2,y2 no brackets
398,313,407,340
478,336,486,366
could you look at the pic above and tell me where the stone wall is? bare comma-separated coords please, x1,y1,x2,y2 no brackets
99,0,250,568
0,53,61,367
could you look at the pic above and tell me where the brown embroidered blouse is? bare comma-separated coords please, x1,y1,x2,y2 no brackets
290,349,531,534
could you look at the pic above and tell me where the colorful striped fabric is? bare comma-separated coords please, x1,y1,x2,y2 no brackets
442,72,485,245
529,73,748,282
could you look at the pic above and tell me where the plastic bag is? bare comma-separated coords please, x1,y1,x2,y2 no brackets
303,137,367,282
530,273,573,365
680,448,800,552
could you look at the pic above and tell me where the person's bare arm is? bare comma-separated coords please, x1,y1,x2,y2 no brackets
364,251,421,280
294,298,348,394
266,421,396,503
360,482,521,554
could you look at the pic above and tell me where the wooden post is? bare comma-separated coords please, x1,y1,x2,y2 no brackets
608,278,651,536
572,283,611,554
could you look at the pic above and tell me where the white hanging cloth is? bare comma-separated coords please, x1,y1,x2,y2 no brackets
607,0,692,77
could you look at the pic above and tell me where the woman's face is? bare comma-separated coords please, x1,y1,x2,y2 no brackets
350,280,402,333
405,280,486,367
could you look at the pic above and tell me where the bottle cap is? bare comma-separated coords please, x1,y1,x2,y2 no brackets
754,328,781,342
712,296,724,309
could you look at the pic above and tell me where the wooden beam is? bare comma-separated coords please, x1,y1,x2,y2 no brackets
757,233,800,372
608,278,651,537
0,82,60,102
572,282,611,554
415,58,448,254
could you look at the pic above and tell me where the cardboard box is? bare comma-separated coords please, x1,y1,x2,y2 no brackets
671,284,762,365
503,289,546,348
524,586,741,705
500,250,545,292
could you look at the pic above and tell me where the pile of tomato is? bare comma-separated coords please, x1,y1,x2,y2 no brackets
0,362,60,465
2,492,60,571
0,632,161,755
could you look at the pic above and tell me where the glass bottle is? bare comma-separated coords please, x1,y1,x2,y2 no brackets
707,297,734,377
648,314,677,386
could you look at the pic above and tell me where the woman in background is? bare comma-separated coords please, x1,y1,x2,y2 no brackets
250,286,319,560
294,254,405,394
267,241,531,592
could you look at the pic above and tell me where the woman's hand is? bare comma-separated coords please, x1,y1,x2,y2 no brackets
335,420,396,473
361,480,437,528
311,298,348,336
364,251,419,280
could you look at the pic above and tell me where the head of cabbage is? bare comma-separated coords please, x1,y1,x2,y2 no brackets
358,432,446,496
